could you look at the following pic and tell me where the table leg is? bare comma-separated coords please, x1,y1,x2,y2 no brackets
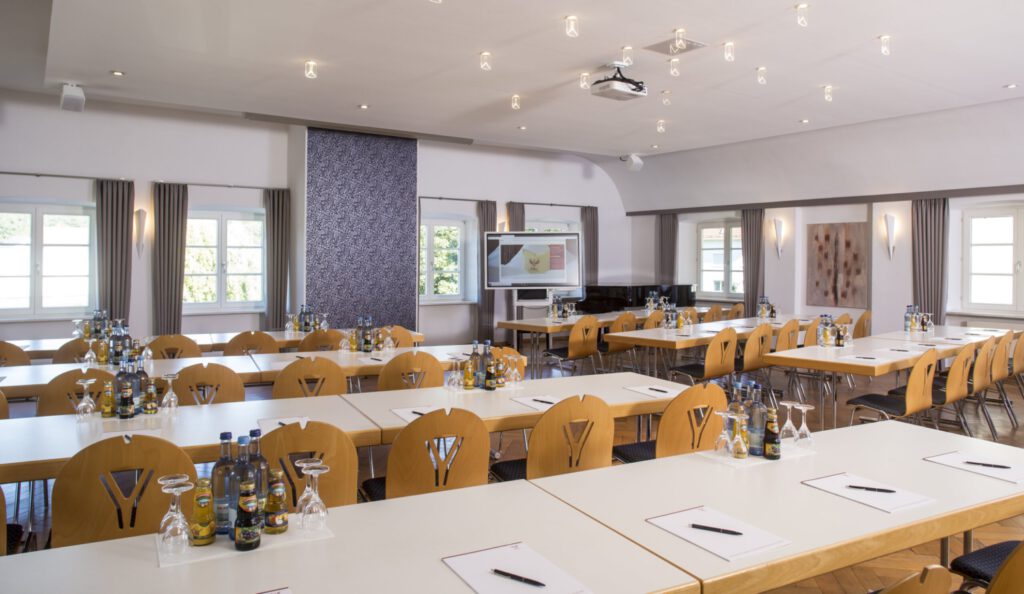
831,371,838,429
963,529,974,554
940,536,950,567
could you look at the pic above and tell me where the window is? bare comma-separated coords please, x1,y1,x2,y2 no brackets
697,221,744,299
963,207,1023,312
419,219,467,301
183,212,265,310
0,204,96,316
526,220,576,233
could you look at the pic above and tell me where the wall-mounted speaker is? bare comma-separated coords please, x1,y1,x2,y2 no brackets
60,83,86,112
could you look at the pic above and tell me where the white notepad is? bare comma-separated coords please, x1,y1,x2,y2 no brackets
511,395,572,412
156,526,334,568
924,451,1024,484
646,506,790,562
443,542,591,594
802,472,933,513
625,385,677,399
258,416,310,434
391,406,445,423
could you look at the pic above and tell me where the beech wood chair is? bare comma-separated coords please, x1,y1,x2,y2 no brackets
735,323,773,386
261,420,358,510
703,305,723,323
876,565,951,594
726,303,745,320
52,339,90,364
834,313,853,325
642,310,665,329
668,327,738,386
376,351,444,391
148,334,202,360
848,349,937,424
296,329,343,352
989,331,1018,428
384,325,415,348
543,315,600,375
223,331,279,356
612,383,728,463
952,539,1024,593
171,362,245,405
0,388,8,420
271,356,348,398
853,311,872,339
0,340,30,367
36,368,117,417
598,311,639,372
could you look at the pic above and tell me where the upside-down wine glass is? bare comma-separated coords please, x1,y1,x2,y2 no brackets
158,477,194,557
75,377,97,420
730,412,749,458
294,458,322,517
714,411,732,454
158,473,192,532
778,400,800,445
160,374,179,412
298,464,330,532
83,339,97,367
794,402,815,447
72,319,84,339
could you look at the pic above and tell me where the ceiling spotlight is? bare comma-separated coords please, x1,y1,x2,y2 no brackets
517,125,527,131
1004,83,1017,89
304,60,318,79
661,90,672,106
724,42,736,62
650,144,659,149
511,94,521,110
621,46,634,66
799,118,810,124
669,58,680,77
429,0,442,3
756,66,768,85
879,35,891,56
480,51,492,71
358,104,370,110
656,119,667,134
796,3,809,27
674,28,687,50
110,70,125,77
579,72,590,89
565,15,579,38
823,84,834,102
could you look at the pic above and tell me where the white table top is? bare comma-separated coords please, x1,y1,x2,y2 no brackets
605,315,812,349
344,372,687,443
762,336,965,377
497,310,653,333
531,421,1024,593
248,344,475,380
873,325,1020,344
0,396,381,483
0,480,698,594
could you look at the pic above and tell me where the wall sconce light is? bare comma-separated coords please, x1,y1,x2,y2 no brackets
134,208,147,256
884,213,896,260
773,217,785,258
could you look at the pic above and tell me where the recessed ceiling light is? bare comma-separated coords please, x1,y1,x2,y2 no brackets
799,118,810,124
518,125,527,131
621,46,633,66
669,57,680,77
674,28,687,51
511,94,521,110
823,84,834,102
650,144,659,149
723,41,735,62
756,66,768,85
564,15,579,38
579,72,590,89
879,35,892,56
110,70,125,77
304,60,318,79
1005,83,1018,89
656,120,666,134
358,104,370,110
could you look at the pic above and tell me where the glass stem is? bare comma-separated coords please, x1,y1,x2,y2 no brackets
310,473,320,497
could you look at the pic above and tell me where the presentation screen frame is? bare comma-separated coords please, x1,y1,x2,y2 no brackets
484,231,582,290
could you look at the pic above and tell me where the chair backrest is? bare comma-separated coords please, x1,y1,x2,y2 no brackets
386,325,415,348
567,315,600,360
992,331,1014,383
490,346,527,377
0,388,8,420
988,540,1024,594
774,319,800,352
223,331,280,356
739,324,773,373
801,318,821,348
0,482,4,554
903,350,938,417
51,435,196,547
172,362,245,405
726,303,745,320
53,338,90,364
940,342,976,406
377,351,444,391
703,305,723,322
853,311,872,339
834,313,853,325
655,384,728,458
261,421,358,510
679,307,698,325
37,368,118,417
703,328,738,380
271,356,348,398
526,395,614,480
642,310,665,329
971,337,997,393
603,312,638,355
385,408,489,499
148,334,203,360
0,340,30,367
878,565,951,594
297,329,343,352
1012,335,1024,375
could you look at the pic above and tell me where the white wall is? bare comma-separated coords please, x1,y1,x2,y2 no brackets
0,88,289,340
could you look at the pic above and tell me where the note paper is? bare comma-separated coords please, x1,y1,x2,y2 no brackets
443,542,591,594
646,506,790,562
391,406,445,423
625,385,678,399
924,451,1024,484
511,395,573,412
258,416,310,434
802,472,933,513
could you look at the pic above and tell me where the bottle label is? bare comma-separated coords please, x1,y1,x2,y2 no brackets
265,510,289,528
270,484,286,497
239,494,257,513
764,442,781,458
235,524,261,544
196,495,211,508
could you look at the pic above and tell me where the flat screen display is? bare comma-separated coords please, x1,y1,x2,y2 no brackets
485,232,581,289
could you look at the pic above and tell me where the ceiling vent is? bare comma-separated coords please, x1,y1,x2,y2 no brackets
643,37,707,57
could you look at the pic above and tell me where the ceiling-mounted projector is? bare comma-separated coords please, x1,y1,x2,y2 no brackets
621,153,644,172
590,62,647,101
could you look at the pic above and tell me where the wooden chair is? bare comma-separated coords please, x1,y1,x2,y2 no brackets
668,327,738,386
360,408,489,500
385,325,415,348
787,317,822,402
736,323,773,382
612,384,728,463
261,421,358,510
877,565,951,594
642,310,665,329
679,307,699,324
51,435,196,547
928,342,976,435
834,313,853,325
543,315,600,375
376,351,445,391
848,349,937,424
491,395,614,481
172,362,245,405
37,368,117,417
598,311,638,372
952,539,1024,593
726,303,744,320
0,340,30,367
271,356,348,398
853,311,872,339
703,305,723,322
989,331,1018,428
801,317,821,347
148,334,202,359
0,388,8,420
52,339,90,364
490,346,527,378
0,483,5,555
774,319,800,352
223,331,280,356
1012,335,1024,397
297,329,343,352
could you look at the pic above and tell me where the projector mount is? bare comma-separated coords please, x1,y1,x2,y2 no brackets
592,63,646,94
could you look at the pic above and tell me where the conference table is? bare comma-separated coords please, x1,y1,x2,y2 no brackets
247,344,487,383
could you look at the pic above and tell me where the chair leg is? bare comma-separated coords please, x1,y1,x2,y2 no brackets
367,445,376,478
996,382,1018,427
976,390,999,440
955,401,973,437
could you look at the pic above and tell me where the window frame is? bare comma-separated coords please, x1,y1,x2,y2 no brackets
0,202,98,318
696,219,744,301
419,216,470,303
962,206,1023,314
183,210,267,314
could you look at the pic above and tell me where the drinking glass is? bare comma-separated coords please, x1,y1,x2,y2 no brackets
83,339,97,367
383,327,396,352
779,400,800,444
446,361,463,393
158,478,194,557
730,413,749,458
319,313,330,330
140,337,155,365
72,319,84,339
506,357,523,389
298,464,330,533
75,378,97,419
160,374,179,411
795,403,815,446
157,473,192,532
714,411,732,454
290,313,300,332
294,458,322,516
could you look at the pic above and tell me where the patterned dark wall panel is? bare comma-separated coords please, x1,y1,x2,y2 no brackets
305,128,418,329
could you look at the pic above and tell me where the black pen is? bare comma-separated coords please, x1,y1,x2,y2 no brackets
492,568,545,587
920,343,936,347
295,355,305,359
690,523,743,536
278,421,287,427
890,349,909,352
965,461,1011,469
411,410,425,416
648,387,668,393
856,356,876,360
370,357,383,362
847,484,896,493
533,398,554,405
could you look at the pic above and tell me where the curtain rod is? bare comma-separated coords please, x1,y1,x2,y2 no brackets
419,195,482,203
420,196,583,209
160,181,276,191
0,170,105,182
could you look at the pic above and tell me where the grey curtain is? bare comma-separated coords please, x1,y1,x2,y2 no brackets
741,208,766,314
505,202,526,323
477,200,497,341
153,183,188,335
655,213,677,285
912,198,949,324
95,179,134,321
581,205,599,285
263,188,291,331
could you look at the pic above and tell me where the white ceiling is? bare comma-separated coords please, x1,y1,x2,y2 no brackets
13,0,1024,156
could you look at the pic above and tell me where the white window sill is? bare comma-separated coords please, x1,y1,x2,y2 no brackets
183,309,264,317
0,314,88,324
946,310,1024,322
695,296,743,304
419,300,478,307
